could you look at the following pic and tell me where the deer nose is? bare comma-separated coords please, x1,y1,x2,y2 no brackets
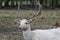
19,25,23,29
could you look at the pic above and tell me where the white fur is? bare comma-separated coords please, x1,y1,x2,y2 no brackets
31,28,60,40
18,19,60,40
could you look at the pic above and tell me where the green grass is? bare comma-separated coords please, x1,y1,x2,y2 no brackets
0,9,60,27
0,9,60,40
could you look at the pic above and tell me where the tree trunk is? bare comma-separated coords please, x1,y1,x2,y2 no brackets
0,1,2,8
5,0,10,7
55,0,59,7
20,0,22,8
30,0,32,8
11,0,14,7
51,0,55,9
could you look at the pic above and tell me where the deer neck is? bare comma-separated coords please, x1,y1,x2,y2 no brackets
23,24,31,40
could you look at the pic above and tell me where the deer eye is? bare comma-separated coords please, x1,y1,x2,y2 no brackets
25,22,28,24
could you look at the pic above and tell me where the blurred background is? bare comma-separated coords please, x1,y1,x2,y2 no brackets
0,0,60,40
0,0,60,9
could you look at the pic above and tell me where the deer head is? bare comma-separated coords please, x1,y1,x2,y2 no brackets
14,3,42,31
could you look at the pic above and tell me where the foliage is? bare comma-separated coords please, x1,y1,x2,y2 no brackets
0,0,60,8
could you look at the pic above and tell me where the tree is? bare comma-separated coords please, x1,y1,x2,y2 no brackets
0,1,2,8
11,0,14,7
20,0,22,8
5,0,10,7
55,0,59,7
30,0,35,8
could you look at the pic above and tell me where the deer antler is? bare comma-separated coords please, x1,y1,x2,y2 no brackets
28,3,42,20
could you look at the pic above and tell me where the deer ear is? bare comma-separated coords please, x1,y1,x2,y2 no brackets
14,18,21,24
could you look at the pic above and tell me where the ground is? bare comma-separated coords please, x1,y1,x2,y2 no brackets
0,9,60,40
0,9,60,27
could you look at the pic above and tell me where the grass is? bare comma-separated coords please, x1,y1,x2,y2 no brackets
0,9,60,40
0,9,60,27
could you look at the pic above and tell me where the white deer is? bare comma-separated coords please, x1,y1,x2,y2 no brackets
14,4,60,40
